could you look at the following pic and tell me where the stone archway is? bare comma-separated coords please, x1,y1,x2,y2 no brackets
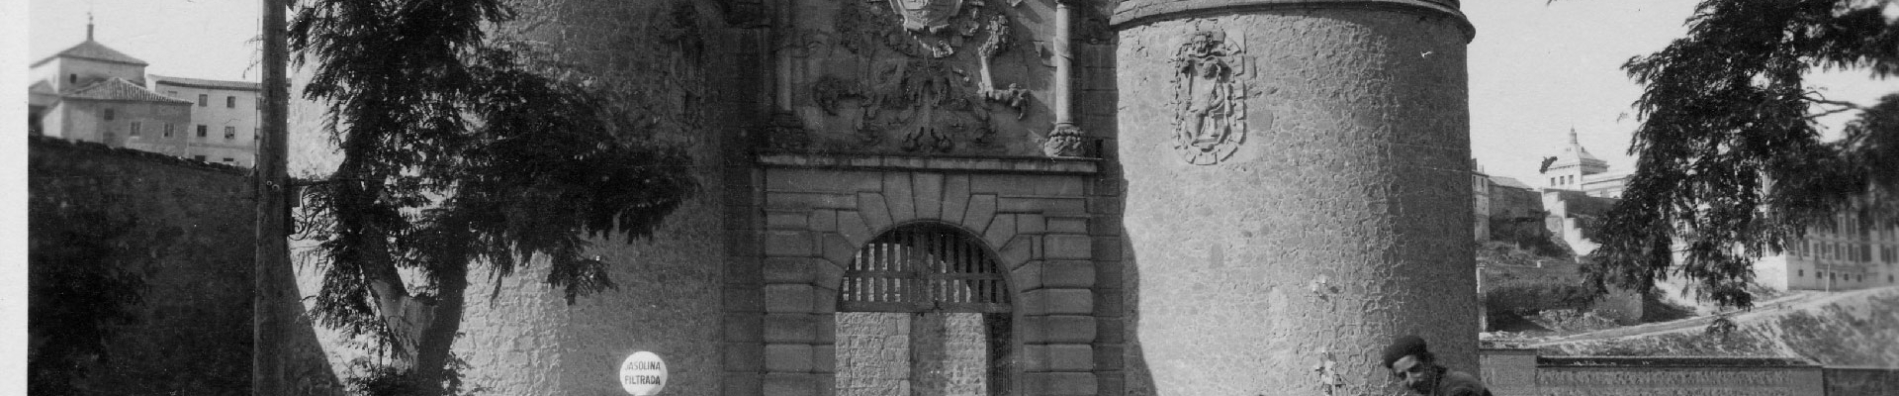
733,156,1110,396
833,223,1013,396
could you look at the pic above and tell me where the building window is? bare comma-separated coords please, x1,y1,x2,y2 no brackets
224,126,236,140
68,74,76,84
103,108,115,121
226,96,236,108
197,125,207,138
193,155,207,162
222,157,236,164
130,122,141,136
164,123,174,137
198,94,208,107
1798,269,1804,277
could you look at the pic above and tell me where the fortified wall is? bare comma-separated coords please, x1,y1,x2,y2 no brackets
29,137,340,396
285,0,1480,396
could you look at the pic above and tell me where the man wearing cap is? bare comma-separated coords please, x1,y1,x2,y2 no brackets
1381,335,1491,396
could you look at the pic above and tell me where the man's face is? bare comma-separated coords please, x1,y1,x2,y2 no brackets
1389,355,1437,394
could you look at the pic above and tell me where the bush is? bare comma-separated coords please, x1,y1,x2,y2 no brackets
1483,280,1600,318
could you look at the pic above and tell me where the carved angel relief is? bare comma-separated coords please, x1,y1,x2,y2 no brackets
1171,30,1248,165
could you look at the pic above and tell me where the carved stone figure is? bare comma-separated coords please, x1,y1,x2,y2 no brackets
1171,30,1247,165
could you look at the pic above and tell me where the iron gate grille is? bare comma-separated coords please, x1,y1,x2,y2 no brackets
838,225,1011,313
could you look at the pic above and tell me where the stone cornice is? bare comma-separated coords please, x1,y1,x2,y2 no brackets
756,153,1099,175
1112,0,1473,42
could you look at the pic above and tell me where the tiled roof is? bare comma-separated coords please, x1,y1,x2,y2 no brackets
32,40,149,67
151,74,262,91
64,78,194,104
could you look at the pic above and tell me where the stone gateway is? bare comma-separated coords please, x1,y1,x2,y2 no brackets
282,1,1477,396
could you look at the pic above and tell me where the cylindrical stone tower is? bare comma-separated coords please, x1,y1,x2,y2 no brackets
1111,1,1475,395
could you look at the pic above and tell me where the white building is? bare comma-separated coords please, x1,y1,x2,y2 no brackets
152,75,262,167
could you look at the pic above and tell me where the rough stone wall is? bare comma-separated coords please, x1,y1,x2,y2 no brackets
837,312,915,396
910,312,989,396
443,1,746,395
1115,6,1475,396
28,137,255,396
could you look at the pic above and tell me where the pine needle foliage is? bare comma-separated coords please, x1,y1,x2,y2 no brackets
1590,0,1898,310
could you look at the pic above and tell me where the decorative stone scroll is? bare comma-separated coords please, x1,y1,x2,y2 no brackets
1170,30,1248,165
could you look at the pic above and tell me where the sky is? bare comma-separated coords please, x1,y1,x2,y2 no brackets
28,0,261,82
22,0,1898,184
1465,0,1899,184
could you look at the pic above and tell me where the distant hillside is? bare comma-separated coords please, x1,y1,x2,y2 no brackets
1529,286,1899,367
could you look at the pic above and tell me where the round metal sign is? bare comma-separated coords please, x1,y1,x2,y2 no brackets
619,351,666,396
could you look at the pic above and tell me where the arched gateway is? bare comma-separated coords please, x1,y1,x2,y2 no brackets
733,155,1108,396
834,223,1013,396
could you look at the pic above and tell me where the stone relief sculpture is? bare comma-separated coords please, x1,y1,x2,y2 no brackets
766,0,1054,155
1171,30,1248,165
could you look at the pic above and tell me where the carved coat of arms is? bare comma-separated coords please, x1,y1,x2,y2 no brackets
890,0,963,33
1171,31,1247,165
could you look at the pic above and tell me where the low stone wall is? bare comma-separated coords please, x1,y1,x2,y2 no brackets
1823,366,1899,396
1480,349,1899,396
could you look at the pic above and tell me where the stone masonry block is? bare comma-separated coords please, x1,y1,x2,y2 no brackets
811,260,846,291
812,286,838,313
809,209,837,232
765,210,808,230
970,174,1040,195
998,197,1086,214
725,313,762,342
1011,261,1044,292
1093,344,1124,371
1047,216,1089,234
1043,315,1098,344
985,215,1018,251
1042,260,1096,288
837,211,873,245
913,172,944,219
1091,236,1123,261
762,373,816,396
1087,196,1122,215
1019,344,1049,371
1048,344,1095,372
858,192,892,235
766,168,881,193
1093,289,1124,317
1045,234,1093,260
1024,289,1094,315
1026,372,1098,396
998,235,1034,270
815,315,836,343
726,341,763,372
764,230,815,257
765,284,815,313
964,194,997,235
1096,317,1125,344
812,344,837,373
820,233,858,269
942,175,971,223
764,344,814,373
1016,213,1046,235
765,192,857,211
1089,212,1123,236
727,254,762,285
1033,176,1086,196
1097,370,1126,396
1094,260,1123,291
763,258,813,284
882,172,916,223
763,314,817,343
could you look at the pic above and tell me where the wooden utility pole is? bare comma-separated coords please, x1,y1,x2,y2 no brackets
255,0,290,394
